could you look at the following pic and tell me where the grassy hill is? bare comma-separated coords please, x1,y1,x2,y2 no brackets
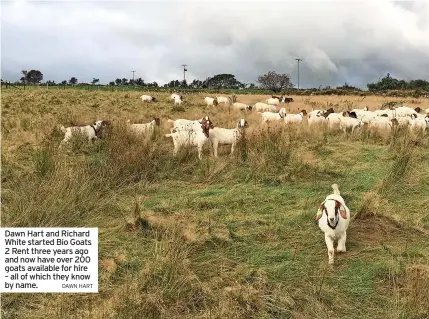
2,89,429,318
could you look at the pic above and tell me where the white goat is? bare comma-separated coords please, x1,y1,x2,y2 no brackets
317,184,351,264
167,118,203,133
393,106,419,118
407,117,428,134
59,120,109,147
140,95,157,102
127,118,160,135
266,97,281,105
260,108,286,124
216,96,230,105
368,117,398,132
165,117,214,160
308,108,334,126
326,113,343,130
204,97,218,107
209,119,248,157
232,102,252,111
339,112,364,134
253,102,276,112
284,110,307,124
171,93,183,105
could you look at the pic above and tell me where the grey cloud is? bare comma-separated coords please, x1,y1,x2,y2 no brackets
1,0,429,88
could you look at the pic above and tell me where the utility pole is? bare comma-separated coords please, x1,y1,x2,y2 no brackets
295,58,302,89
131,70,136,82
181,64,188,83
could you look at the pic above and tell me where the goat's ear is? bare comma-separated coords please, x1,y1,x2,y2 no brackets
316,204,324,220
335,200,341,208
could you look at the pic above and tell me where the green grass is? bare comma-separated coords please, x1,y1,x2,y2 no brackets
1,89,429,319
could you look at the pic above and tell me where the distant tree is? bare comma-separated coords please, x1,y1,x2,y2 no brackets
21,70,28,84
61,80,67,85
121,78,128,85
27,70,43,84
189,79,203,88
181,79,187,87
91,78,99,85
69,77,78,85
336,82,359,90
135,77,144,86
247,83,257,89
166,79,181,88
20,70,43,84
206,74,244,89
109,81,115,86
257,71,293,93
129,79,135,86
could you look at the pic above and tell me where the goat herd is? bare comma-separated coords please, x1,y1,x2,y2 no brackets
59,93,429,160
55,93,429,264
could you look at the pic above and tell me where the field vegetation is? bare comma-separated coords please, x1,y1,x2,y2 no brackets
1,89,429,318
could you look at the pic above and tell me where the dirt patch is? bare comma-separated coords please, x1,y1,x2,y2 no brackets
351,215,402,244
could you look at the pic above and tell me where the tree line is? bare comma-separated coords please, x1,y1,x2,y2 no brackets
3,69,429,93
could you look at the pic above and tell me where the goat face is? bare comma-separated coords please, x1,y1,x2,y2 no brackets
238,119,248,128
300,109,308,116
247,105,253,111
154,118,161,126
323,108,335,118
320,200,346,228
152,97,158,102
415,107,421,113
201,117,214,136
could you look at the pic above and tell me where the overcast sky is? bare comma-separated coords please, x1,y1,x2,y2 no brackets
1,0,429,88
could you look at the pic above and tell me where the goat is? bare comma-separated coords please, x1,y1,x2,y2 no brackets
165,116,214,160
253,102,276,112
216,96,230,105
204,97,218,107
167,118,203,133
339,111,364,134
326,112,343,130
59,120,109,147
266,97,281,105
284,97,294,103
368,117,399,132
316,184,351,264
171,93,183,105
209,119,248,157
140,95,158,102
232,102,252,111
407,117,428,134
127,118,160,135
393,106,419,119
260,108,286,124
308,108,334,126
284,110,307,124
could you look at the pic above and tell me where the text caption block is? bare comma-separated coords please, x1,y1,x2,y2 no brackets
0,228,98,293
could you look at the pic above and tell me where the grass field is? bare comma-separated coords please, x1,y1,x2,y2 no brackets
1,89,429,319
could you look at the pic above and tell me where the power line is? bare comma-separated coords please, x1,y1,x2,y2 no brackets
295,58,302,89
131,70,136,82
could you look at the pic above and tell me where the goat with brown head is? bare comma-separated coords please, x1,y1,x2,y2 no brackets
200,116,214,137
